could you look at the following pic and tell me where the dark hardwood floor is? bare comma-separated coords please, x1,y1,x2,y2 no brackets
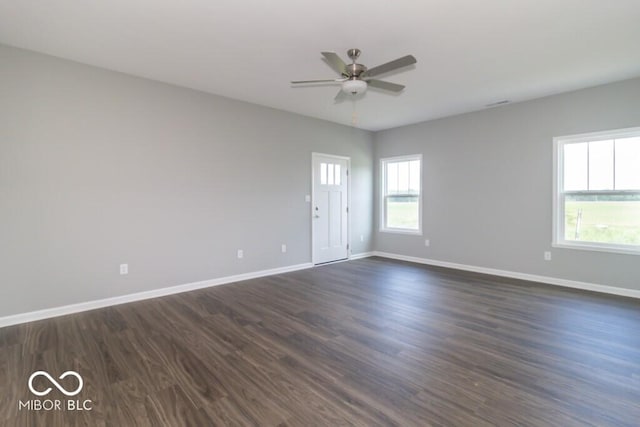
1,257,640,426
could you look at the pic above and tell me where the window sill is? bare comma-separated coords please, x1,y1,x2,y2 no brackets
380,228,422,236
552,241,640,256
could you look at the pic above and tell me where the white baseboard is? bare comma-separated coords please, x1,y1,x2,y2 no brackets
4,251,636,328
373,251,640,299
350,251,374,260
0,262,313,328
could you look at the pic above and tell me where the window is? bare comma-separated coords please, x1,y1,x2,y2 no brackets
554,127,640,254
381,155,422,234
320,162,341,185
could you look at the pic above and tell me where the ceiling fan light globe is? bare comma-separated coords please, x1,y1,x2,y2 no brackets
341,80,367,96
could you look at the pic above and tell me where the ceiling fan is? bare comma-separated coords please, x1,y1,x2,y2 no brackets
291,48,417,101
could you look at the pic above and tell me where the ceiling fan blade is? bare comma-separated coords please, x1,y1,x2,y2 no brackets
321,52,348,76
362,55,417,78
366,79,405,92
291,78,347,84
334,90,347,103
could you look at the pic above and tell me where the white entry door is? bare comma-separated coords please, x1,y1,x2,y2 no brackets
312,153,349,264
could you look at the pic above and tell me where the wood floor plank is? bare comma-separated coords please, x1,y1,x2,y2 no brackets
144,384,212,427
1,257,640,425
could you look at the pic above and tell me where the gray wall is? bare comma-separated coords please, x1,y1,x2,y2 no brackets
374,77,640,291
0,44,374,317
2,42,638,319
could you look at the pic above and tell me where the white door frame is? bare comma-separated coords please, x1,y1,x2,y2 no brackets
311,152,351,265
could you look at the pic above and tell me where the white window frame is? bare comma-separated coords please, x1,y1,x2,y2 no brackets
380,154,423,235
553,126,640,255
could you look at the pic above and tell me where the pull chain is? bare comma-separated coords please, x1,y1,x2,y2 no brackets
351,98,358,126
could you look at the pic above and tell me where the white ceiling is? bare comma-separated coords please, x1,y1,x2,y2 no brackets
1,0,640,131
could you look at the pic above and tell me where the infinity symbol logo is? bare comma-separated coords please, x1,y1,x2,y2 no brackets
28,371,84,397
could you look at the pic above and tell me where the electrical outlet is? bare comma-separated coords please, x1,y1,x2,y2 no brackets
305,195,311,202
237,249,244,259
425,239,430,247
119,264,128,275
281,244,287,253
360,235,364,242
544,251,551,261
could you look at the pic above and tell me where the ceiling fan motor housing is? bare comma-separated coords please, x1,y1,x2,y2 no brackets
344,62,367,78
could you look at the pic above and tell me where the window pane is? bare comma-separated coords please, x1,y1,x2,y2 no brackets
320,163,327,185
563,143,588,191
386,195,419,230
387,162,398,194
327,163,334,185
335,164,341,185
409,160,420,194
588,140,614,190
397,161,409,193
615,137,640,190
564,194,640,245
